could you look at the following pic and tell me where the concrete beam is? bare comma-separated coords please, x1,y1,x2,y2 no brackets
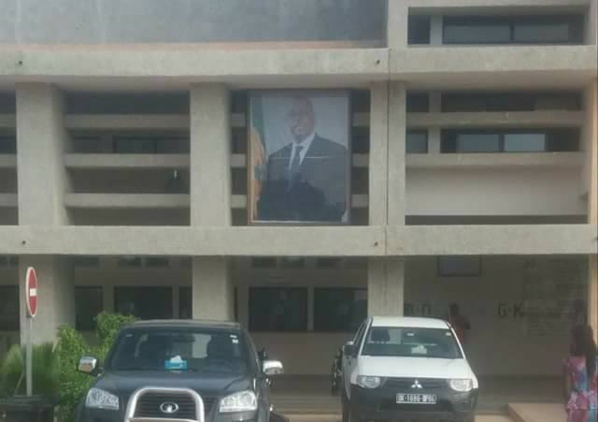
0,225,594,256
64,154,190,170
406,0,590,9
407,111,585,129
391,224,598,256
64,114,189,130
406,152,584,169
1,47,389,80
64,193,189,209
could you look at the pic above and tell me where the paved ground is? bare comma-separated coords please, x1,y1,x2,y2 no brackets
287,415,513,422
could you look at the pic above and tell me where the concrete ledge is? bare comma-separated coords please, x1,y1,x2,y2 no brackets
230,194,368,209
508,403,566,422
393,224,598,256
407,111,585,129
64,154,190,169
230,154,369,169
0,114,15,128
64,193,189,208
0,155,16,169
64,114,189,130
407,0,590,10
0,224,595,256
406,152,584,169
0,226,385,256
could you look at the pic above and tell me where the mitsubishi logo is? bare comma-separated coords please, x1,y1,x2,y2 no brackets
160,402,179,414
411,380,423,389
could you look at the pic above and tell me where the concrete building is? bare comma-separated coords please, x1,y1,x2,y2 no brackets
0,0,596,377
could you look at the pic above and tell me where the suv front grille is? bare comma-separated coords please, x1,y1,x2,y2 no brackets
133,391,215,419
385,378,447,390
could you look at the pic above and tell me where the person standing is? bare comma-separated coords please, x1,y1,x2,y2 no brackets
563,324,598,422
448,303,471,345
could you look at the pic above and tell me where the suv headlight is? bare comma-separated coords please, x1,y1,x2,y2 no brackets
219,390,257,413
356,376,382,389
85,388,120,410
449,379,473,392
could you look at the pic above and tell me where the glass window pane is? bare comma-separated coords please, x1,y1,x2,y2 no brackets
408,15,431,45
314,288,367,332
407,131,428,154
115,287,173,320
438,256,481,277
444,24,511,44
0,137,16,154
456,134,500,153
504,133,546,152
513,24,569,43
407,93,430,113
0,286,19,330
75,287,103,331
145,257,170,268
249,288,307,332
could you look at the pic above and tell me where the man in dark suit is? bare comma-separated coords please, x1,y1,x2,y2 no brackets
257,96,349,222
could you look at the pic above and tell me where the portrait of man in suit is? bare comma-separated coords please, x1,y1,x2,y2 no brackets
249,92,350,223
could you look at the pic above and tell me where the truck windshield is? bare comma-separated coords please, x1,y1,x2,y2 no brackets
105,328,250,374
361,327,462,359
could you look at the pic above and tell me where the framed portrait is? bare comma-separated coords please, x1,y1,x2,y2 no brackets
248,90,351,224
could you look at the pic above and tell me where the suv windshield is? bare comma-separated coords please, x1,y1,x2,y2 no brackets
361,326,462,359
105,328,250,375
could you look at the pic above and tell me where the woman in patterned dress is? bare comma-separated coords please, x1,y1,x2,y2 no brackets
563,324,598,422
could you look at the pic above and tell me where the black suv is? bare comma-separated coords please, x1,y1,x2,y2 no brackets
75,320,284,422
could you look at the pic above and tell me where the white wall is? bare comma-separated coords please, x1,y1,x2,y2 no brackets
407,167,585,216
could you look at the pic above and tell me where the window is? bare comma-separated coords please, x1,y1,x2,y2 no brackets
72,256,100,268
408,15,431,45
251,258,277,269
406,131,429,154
443,15,584,45
0,286,19,330
249,288,307,332
438,256,482,277
441,92,581,112
441,129,579,153
0,137,16,154
315,258,342,269
117,257,143,268
280,257,305,269
145,257,170,268
0,256,18,267
314,288,367,332
65,93,189,115
407,93,430,113
115,287,173,320
106,327,250,375
75,287,103,331
361,326,462,359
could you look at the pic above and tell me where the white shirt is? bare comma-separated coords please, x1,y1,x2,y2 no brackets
288,132,316,169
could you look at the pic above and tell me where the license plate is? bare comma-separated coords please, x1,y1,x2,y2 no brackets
396,394,437,404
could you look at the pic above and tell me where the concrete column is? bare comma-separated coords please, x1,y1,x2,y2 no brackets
190,84,231,226
18,256,74,344
368,258,405,317
585,80,598,337
388,82,407,225
16,84,73,344
429,92,442,154
387,0,409,48
189,84,233,321
368,82,406,317
369,82,389,226
16,83,69,226
192,257,233,321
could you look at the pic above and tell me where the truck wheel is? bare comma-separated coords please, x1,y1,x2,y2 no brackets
341,390,350,422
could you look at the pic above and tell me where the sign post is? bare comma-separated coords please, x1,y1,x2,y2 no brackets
25,267,38,397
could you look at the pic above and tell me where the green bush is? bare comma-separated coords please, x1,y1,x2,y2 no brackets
0,342,59,399
56,312,137,422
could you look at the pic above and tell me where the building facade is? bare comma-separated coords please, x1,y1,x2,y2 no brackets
0,0,597,376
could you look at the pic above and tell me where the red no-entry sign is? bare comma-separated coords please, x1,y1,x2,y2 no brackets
25,267,38,319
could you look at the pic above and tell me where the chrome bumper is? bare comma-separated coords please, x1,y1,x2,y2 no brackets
125,387,205,422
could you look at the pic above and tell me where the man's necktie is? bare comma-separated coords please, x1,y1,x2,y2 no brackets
289,145,303,175
288,145,303,189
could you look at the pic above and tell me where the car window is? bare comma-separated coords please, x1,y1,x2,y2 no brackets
361,327,462,359
105,328,250,375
